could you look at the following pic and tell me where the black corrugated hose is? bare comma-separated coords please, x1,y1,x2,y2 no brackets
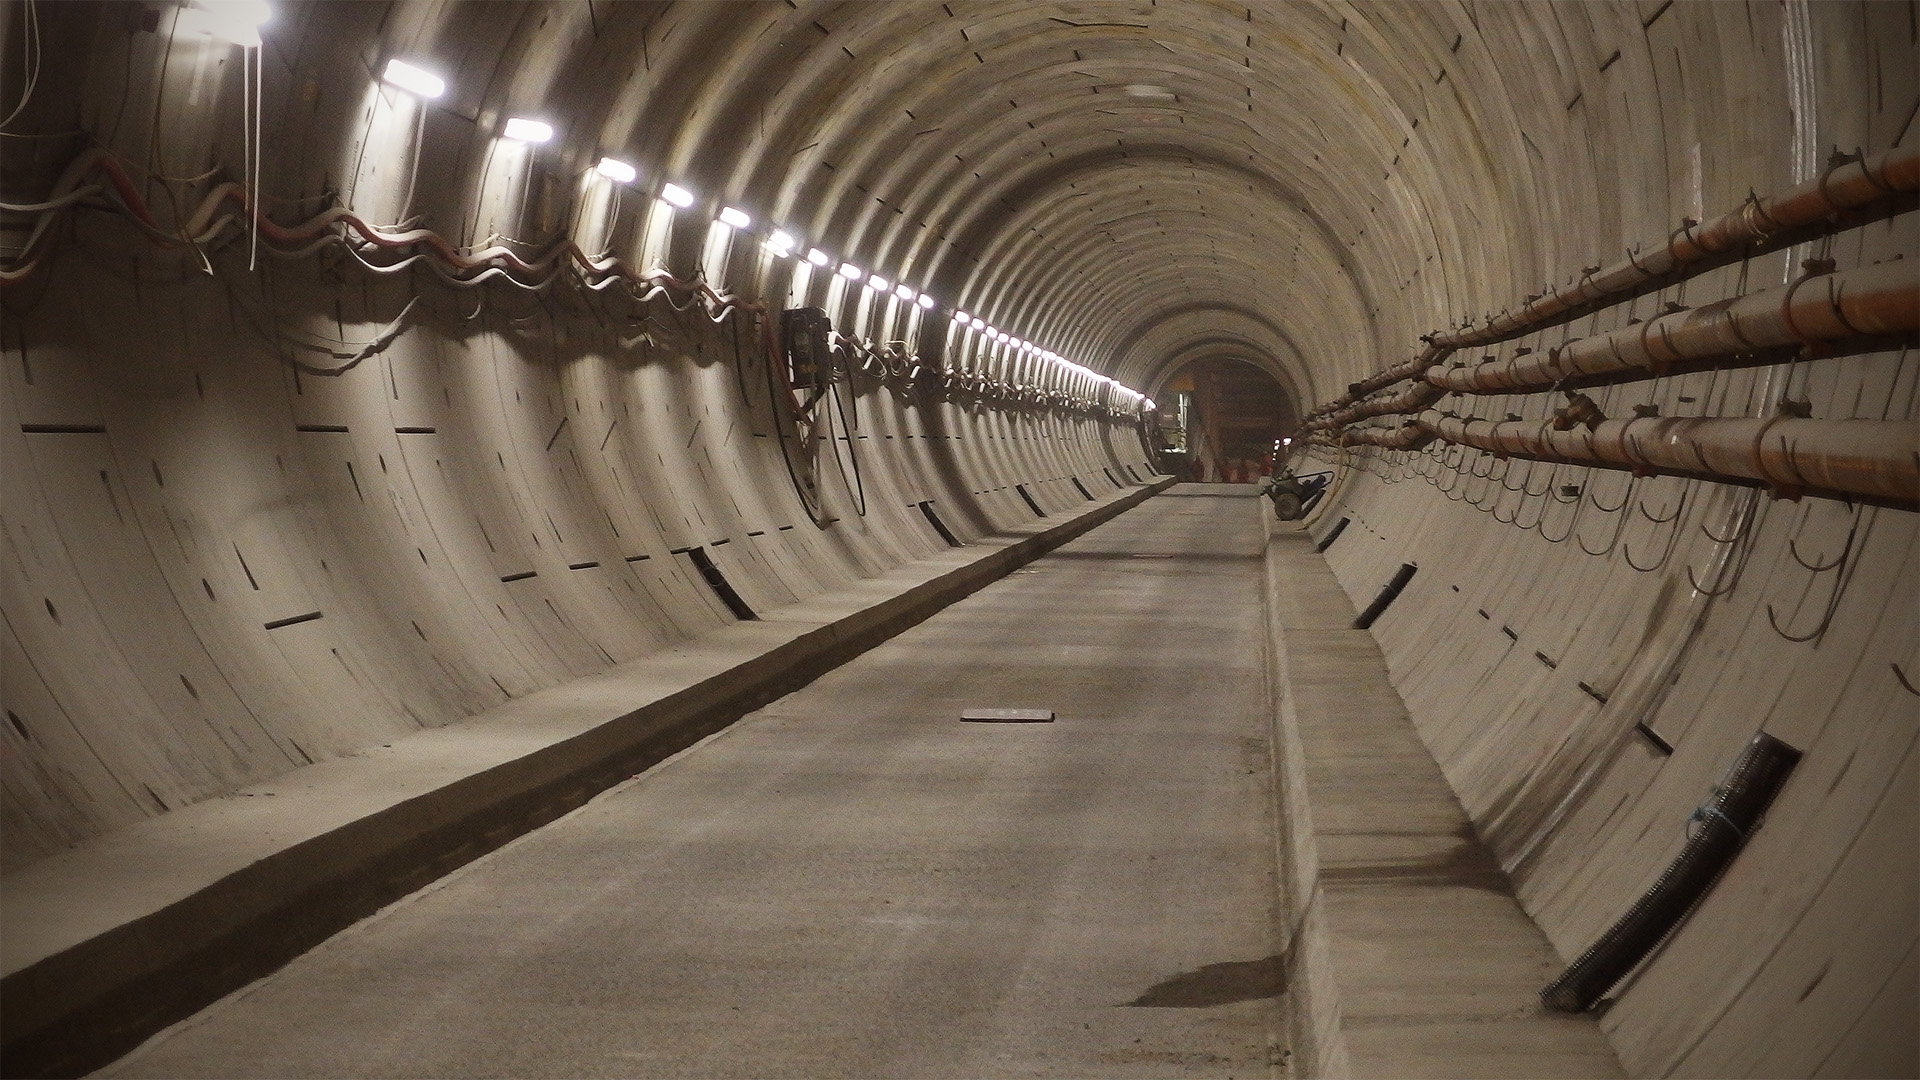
1540,731,1802,1012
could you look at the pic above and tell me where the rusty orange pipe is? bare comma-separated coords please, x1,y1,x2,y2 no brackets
1307,145,1917,421
1331,414,1919,509
1437,146,1917,349
1303,380,1445,433
1430,260,1917,395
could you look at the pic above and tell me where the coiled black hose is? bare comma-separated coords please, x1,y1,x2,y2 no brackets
1541,731,1802,1012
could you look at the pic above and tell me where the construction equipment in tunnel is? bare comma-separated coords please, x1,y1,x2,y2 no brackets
1541,732,1803,1013
1260,469,1331,520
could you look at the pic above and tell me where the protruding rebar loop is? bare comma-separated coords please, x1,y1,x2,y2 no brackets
1766,502,1867,643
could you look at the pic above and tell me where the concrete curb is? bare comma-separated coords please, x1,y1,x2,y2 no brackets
1260,517,1623,1079
1262,519,1356,1079
1,477,1173,1079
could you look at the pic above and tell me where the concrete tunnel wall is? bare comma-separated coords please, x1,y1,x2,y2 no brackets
0,2,1913,1077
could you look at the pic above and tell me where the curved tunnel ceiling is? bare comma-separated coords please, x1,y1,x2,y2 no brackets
3,4,1915,1076
197,0,1646,409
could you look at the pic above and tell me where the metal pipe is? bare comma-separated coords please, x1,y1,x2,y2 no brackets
1430,260,1917,395
1334,413,1919,509
1305,145,1917,421
1302,381,1444,433
1447,146,1916,348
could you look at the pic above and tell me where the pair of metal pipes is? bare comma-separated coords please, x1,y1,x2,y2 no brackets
1302,146,1918,509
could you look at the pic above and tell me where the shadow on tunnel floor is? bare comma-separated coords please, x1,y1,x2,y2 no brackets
1126,954,1289,1008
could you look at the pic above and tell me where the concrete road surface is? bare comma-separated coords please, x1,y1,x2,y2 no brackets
101,487,1288,1078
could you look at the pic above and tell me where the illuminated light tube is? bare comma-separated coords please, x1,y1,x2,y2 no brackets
767,230,796,255
502,118,553,143
953,311,971,323
970,317,985,330
382,58,446,99
893,283,915,302
660,182,694,207
806,248,830,266
917,293,936,310
867,274,890,291
719,206,752,229
838,262,864,280
596,157,637,183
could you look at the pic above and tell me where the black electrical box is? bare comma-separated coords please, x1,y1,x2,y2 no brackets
781,307,831,390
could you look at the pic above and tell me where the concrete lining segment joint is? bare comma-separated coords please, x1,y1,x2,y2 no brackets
0,475,1173,1080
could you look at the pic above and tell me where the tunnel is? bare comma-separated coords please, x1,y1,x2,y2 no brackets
1,1,1915,1076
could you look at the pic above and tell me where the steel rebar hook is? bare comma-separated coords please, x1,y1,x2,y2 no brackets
1766,504,1868,643
1491,485,1523,524
1624,485,1690,571
1539,489,1584,543
1638,491,1686,524
1512,485,1551,531
1518,459,1554,497
1588,475,1636,514
1577,476,1636,556
1685,489,1762,595
1579,507,1629,557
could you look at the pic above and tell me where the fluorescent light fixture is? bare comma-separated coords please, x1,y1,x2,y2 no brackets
893,283,915,301
382,58,445,99
1281,437,1293,446
718,206,751,229
502,118,553,143
1122,83,1178,100
660,182,694,207
767,230,796,255
917,293,936,310
867,274,890,291
184,0,271,46
806,248,830,266
838,262,863,280
970,317,985,330
596,157,637,183
953,311,970,323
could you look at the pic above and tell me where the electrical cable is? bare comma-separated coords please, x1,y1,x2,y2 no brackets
0,0,41,132
825,364,867,517
1,145,1151,426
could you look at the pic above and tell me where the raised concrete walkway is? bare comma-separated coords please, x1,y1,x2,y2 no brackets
98,485,1288,1078
1265,519,1623,1078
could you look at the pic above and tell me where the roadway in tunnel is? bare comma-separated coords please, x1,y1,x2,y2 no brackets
100,486,1288,1079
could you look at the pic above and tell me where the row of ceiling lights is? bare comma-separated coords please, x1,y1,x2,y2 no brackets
178,2,1149,405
